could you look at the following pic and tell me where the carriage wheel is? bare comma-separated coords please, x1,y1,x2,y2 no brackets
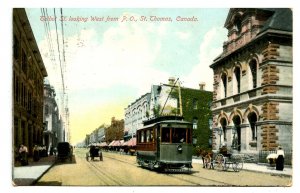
214,154,225,171
233,156,243,172
233,162,243,172
223,159,230,171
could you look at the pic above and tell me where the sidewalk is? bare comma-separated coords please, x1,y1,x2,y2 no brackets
192,157,292,177
13,155,56,186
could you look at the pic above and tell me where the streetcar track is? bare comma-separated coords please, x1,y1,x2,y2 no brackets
84,155,129,186
84,159,119,185
167,173,232,186
103,153,235,186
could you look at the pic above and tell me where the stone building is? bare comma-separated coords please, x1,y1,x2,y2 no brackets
43,79,63,154
13,8,48,156
210,8,293,153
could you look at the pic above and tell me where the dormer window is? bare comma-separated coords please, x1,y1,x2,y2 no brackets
234,16,242,35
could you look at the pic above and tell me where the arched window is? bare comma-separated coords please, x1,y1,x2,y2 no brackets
220,118,227,141
248,112,258,141
249,60,257,89
233,15,242,35
232,115,241,151
221,73,227,98
234,67,241,94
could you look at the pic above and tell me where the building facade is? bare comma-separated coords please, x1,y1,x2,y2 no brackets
124,93,151,137
43,79,63,154
13,8,48,156
150,78,213,149
210,9,293,153
105,117,124,143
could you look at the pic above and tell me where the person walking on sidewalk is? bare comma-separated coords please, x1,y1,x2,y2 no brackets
19,144,28,166
276,146,285,171
33,145,40,161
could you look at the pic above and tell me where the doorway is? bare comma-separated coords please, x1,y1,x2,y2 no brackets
233,115,241,151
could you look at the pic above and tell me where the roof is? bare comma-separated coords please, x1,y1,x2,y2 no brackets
138,119,192,131
14,9,48,77
211,8,292,68
259,8,292,33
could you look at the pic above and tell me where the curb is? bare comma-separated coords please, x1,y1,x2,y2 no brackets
30,162,56,185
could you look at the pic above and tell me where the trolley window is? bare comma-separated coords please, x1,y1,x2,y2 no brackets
161,127,171,143
172,128,187,143
141,130,145,143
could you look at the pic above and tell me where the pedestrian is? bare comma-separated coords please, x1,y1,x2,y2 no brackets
276,146,285,171
53,147,57,156
33,145,40,161
19,144,28,166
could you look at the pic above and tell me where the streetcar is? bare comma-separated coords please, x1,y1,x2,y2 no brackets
136,115,193,172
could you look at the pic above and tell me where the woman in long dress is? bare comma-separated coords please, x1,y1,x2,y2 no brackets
276,146,285,171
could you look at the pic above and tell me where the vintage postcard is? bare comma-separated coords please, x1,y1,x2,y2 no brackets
9,6,294,191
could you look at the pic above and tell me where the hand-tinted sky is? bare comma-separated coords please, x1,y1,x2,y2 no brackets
26,8,229,144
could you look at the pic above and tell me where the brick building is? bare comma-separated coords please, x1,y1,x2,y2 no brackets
13,8,48,156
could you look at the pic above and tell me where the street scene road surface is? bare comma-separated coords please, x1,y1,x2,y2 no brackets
35,148,292,186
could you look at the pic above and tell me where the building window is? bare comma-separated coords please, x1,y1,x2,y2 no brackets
221,73,227,98
13,35,20,60
193,118,198,129
220,118,227,141
234,67,241,94
45,105,49,115
193,98,198,109
234,15,242,35
248,112,258,141
209,119,213,130
22,50,28,75
249,60,257,89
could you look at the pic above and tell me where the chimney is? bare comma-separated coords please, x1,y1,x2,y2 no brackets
199,82,206,90
168,77,176,85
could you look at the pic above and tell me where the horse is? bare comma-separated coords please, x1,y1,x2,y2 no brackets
196,148,213,169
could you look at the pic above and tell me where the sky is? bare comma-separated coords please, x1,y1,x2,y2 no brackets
25,8,229,145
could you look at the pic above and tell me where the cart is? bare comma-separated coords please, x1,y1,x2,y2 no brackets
86,146,103,161
214,151,244,172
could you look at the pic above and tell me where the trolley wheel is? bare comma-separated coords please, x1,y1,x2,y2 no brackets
215,154,225,171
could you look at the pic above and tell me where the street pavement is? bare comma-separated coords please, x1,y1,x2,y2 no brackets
12,155,292,186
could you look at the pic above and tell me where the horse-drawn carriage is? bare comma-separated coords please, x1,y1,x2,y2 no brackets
86,145,103,161
201,146,244,172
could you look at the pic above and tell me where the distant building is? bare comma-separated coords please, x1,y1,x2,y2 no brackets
210,8,293,153
43,79,63,154
124,93,151,138
105,117,124,143
13,8,48,156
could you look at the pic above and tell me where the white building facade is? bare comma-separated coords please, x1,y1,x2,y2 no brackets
43,80,63,154
124,93,151,137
